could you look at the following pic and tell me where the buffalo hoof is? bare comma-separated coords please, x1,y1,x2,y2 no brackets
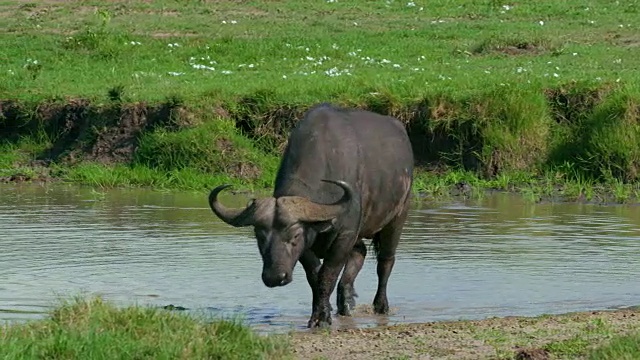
307,317,332,329
373,296,389,314
307,308,332,328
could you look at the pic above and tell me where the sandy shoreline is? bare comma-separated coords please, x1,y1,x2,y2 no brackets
288,306,640,359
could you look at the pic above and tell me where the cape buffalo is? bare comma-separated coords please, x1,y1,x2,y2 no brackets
208,103,414,328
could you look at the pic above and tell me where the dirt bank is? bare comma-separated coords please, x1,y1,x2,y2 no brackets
288,307,640,359
0,79,631,184
0,98,185,166
2,87,640,200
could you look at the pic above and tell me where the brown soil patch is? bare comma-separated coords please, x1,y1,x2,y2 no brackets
288,308,640,360
0,98,185,166
87,104,155,164
514,347,550,360
612,35,640,48
495,44,545,56
543,83,616,124
37,100,163,165
147,32,202,38
470,39,551,57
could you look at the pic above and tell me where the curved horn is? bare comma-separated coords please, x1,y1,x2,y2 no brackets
277,179,356,222
208,184,256,227
320,179,354,207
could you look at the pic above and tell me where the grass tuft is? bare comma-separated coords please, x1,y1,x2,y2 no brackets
588,332,640,360
0,296,290,360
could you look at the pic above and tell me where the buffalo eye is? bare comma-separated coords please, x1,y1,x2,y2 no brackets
291,231,303,246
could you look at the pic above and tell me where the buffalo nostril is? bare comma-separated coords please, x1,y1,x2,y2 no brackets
278,272,287,284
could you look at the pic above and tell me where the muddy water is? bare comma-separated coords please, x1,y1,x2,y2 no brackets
1,183,640,333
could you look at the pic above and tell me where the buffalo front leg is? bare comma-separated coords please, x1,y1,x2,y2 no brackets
308,232,358,328
372,207,409,314
299,250,332,313
336,238,366,316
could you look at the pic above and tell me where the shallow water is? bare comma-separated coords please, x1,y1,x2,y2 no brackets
1,183,640,333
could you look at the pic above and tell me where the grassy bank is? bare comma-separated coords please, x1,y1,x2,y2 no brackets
1,0,640,203
0,296,290,360
2,296,640,360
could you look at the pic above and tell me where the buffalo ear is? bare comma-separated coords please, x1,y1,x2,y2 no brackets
309,218,336,234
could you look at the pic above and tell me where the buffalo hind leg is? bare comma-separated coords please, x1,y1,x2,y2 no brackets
336,238,366,316
372,207,409,314
308,231,358,328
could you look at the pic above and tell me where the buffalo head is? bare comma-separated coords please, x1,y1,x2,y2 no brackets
208,180,355,288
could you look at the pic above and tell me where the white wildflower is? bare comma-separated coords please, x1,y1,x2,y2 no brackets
192,64,215,71
539,20,544,26
167,71,184,76
221,70,233,74
324,67,351,77
407,2,416,7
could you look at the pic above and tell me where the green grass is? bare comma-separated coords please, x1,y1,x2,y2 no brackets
1,0,640,200
588,333,640,360
1,0,638,102
0,296,290,360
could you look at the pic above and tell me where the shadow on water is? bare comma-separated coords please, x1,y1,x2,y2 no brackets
1,183,640,333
